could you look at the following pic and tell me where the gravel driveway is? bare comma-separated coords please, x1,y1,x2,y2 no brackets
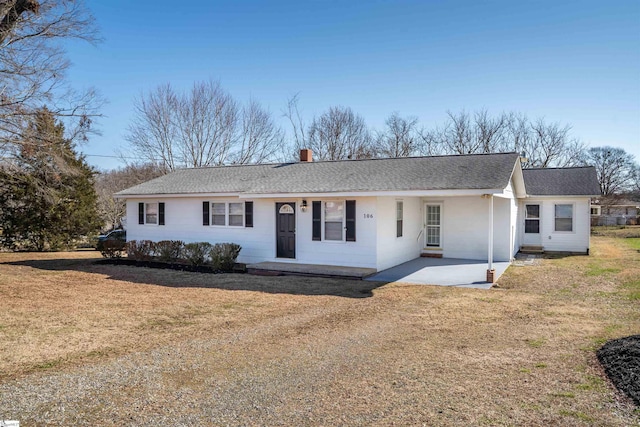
1,301,423,426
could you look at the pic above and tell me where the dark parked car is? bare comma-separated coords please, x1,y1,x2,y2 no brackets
96,229,126,251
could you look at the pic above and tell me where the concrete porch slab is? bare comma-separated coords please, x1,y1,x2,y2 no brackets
365,257,511,289
246,262,377,280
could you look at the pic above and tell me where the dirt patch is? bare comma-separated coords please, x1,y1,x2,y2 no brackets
597,335,640,406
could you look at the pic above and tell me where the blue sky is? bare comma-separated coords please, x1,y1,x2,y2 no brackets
68,0,640,170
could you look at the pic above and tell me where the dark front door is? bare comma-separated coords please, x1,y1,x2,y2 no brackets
276,202,296,258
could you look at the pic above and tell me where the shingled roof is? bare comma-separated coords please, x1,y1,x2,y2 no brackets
522,167,601,196
117,152,521,196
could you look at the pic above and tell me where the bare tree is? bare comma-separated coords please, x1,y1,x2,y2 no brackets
631,164,640,196
443,110,475,154
0,0,101,154
175,80,237,167
525,119,571,167
282,93,306,157
126,80,282,171
474,109,509,153
418,109,587,168
505,112,531,155
588,146,637,196
232,99,283,164
126,83,179,172
306,106,373,161
95,163,165,230
375,112,419,158
417,126,446,156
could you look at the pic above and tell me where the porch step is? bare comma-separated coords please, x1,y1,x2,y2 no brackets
520,245,544,254
246,262,376,280
420,252,443,258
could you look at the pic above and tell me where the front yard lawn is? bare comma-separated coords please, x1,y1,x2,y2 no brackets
0,236,638,426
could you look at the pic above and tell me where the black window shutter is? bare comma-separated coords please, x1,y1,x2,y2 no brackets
245,202,253,227
158,202,165,225
202,202,210,226
312,201,321,241
138,202,144,224
346,200,356,242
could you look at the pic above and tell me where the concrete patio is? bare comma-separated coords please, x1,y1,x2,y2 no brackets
365,257,511,289
247,257,511,288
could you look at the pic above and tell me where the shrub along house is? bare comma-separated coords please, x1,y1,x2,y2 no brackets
116,150,600,280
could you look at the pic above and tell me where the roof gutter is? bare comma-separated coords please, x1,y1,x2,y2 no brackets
115,188,508,199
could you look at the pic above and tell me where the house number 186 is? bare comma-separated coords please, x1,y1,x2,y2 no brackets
363,213,374,219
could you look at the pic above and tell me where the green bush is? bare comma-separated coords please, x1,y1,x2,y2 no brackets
100,239,126,259
183,242,212,266
209,243,241,271
155,240,184,263
126,240,155,261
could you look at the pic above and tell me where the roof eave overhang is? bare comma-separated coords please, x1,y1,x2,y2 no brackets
116,188,508,199
524,194,600,198
242,188,506,198
114,192,243,199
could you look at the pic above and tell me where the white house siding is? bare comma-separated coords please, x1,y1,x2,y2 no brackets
295,196,378,269
517,197,591,253
126,198,275,264
492,196,515,262
126,196,378,268
418,195,513,263
510,193,520,257
375,197,423,271
504,178,521,258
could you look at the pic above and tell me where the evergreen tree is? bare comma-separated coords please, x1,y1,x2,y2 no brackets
0,108,101,251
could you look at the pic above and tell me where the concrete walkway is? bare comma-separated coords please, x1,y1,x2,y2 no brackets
365,257,511,289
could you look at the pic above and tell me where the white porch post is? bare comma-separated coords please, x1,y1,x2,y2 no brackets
487,194,495,282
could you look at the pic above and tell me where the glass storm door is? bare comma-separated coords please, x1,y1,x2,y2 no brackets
425,204,442,247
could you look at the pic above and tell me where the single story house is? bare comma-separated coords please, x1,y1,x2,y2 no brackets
116,151,600,277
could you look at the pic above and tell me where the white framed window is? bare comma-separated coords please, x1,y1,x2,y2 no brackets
145,202,158,225
228,203,244,226
139,202,165,226
396,201,403,238
204,201,252,227
207,202,246,227
525,204,540,234
211,202,226,226
426,204,441,247
324,201,344,241
554,204,573,232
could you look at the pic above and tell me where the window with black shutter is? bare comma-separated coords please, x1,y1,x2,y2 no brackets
202,202,210,226
158,203,165,225
138,203,144,224
245,202,253,227
346,200,356,242
312,201,321,241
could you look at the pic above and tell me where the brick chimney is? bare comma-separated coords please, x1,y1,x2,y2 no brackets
300,148,312,162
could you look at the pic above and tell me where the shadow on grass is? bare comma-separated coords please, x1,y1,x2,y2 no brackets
3,258,388,299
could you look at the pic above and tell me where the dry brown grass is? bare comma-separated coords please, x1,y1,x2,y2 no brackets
0,238,638,426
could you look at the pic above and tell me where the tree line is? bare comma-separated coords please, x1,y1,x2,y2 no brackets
126,82,640,195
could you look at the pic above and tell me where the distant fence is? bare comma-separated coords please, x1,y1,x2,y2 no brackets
591,216,639,226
